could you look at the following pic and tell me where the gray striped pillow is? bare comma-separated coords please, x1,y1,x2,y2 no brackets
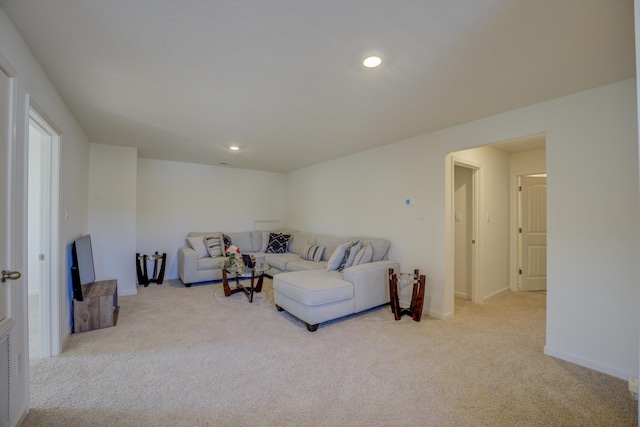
301,244,325,262
205,236,223,258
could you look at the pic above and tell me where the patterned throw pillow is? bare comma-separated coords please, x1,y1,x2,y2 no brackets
222,234,232,256
338,241,360,272
205,236,222,258
327,242,351,271
352,244,373,265
266,233,291,254
301,244,325,262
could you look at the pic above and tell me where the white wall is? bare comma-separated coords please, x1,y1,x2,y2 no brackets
89,143,138,296
285,79,639,380
0,6,92,422
136,159,286,280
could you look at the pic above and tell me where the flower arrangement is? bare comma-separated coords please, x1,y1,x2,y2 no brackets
225,245,244,271
225,245,241,257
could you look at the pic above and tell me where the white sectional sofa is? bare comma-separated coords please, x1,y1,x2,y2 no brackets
178,229,399,330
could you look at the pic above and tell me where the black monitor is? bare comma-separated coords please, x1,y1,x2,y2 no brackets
71,234,95,301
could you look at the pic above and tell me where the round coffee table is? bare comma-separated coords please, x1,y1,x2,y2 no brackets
221,261,270,303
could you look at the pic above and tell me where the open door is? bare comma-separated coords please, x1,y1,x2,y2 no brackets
0,57,28,427
519,176,547,291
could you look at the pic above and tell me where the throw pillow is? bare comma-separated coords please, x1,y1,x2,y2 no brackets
187,235,208,259
345,241,362,269
301,244,325,262
266,233,291,254
353,244,373,265
338,241,361,272
260,231,271,252
222,234,232,256
327,242,351,271
205,236,222,258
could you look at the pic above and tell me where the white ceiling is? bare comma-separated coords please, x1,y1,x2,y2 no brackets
0,0,634,172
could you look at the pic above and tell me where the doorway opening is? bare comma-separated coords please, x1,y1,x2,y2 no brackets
445,134,547,318
27,105,61,359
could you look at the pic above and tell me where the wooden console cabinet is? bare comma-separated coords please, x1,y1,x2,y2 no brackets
73,279,119,333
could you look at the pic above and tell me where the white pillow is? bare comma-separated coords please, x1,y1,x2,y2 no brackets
187,235,209,259
260,231,271,252
353,244,373,265
327,242,351,271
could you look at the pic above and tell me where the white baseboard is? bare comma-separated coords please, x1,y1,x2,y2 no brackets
544,345,636,380
482,286,510,303
454,291,469,299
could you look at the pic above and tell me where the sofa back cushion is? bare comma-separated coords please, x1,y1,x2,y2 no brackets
288,231,317,255
225,232,255,253
351,238,390,262
315,235,351,261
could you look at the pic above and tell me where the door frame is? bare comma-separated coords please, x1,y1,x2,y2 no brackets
27,99,61,358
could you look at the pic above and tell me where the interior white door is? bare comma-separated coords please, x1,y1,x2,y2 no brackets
0,60,24,427
520,176,547,291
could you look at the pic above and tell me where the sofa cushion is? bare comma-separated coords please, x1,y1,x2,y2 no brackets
266,232,291,254
265,253,301,271
351,238,390,262
315,235,351,261
301,244,325,262
197,256,227,271
225,232,254,253
274,270,353,306
286,259,328,272
289,232,317,255
327,242,351,271
187,235,209,259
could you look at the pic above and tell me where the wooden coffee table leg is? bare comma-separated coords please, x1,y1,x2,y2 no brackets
222,269,232,296
255,271,264,293
248,271,255,303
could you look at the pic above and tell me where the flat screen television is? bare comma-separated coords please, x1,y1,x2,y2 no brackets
71,234,95,301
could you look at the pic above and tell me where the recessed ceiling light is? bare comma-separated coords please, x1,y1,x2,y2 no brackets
363,56,382,68
229,146,239,151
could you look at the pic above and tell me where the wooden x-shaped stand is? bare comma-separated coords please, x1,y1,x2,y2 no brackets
389,268,426,322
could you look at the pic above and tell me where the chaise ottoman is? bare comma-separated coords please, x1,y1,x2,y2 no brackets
273,259,399,331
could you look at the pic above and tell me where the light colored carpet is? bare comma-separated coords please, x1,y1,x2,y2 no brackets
22,279,637,426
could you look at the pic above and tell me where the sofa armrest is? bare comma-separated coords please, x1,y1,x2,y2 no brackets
178,246,199,285
343,260,400,312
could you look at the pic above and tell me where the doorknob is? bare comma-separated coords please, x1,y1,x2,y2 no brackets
1,270,21,283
